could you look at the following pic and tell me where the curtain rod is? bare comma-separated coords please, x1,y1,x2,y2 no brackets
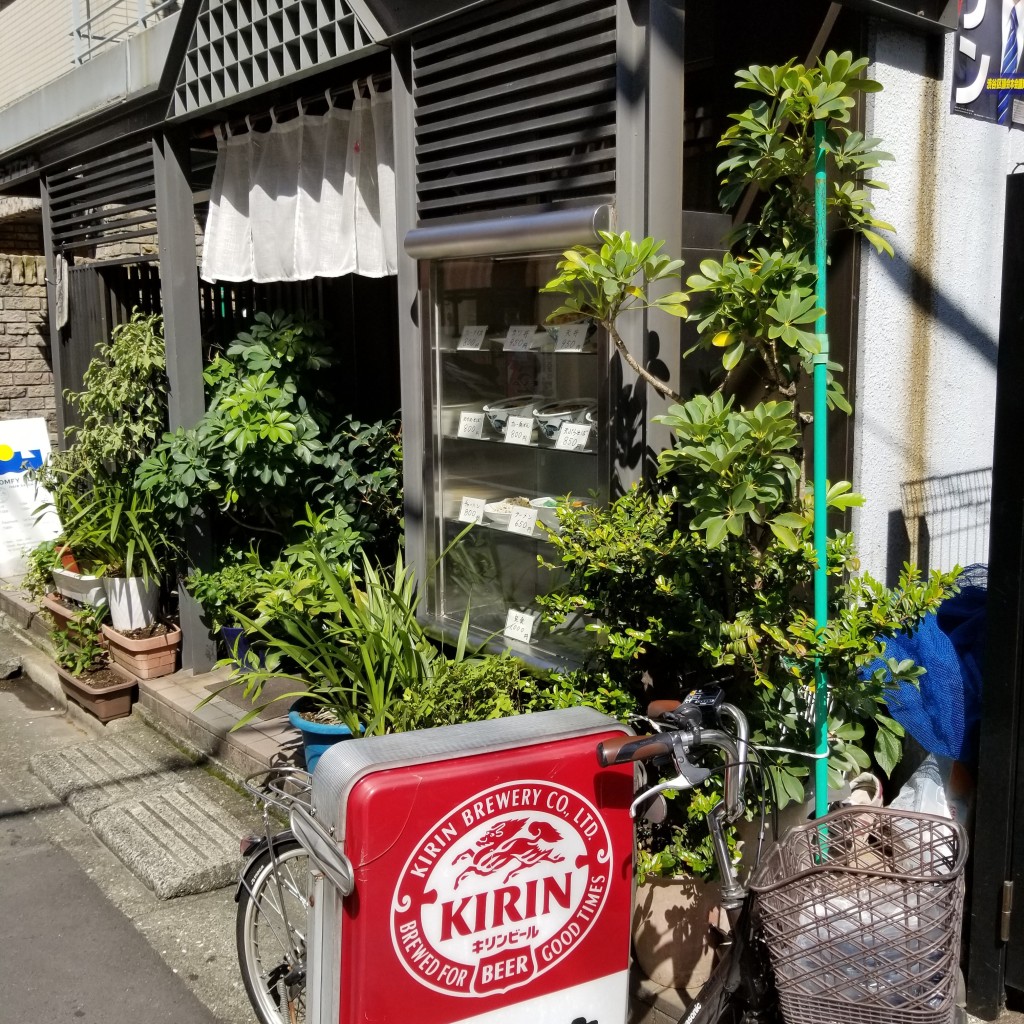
197,72,391,140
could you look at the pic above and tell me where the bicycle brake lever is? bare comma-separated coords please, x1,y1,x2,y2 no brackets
629,765,712,819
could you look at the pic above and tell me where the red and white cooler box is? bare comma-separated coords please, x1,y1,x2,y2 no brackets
305,707,635,1024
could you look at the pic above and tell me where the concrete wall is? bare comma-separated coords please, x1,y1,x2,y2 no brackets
0,253,55,440
0,0,175,113
0,0,74,111
852,24,1024,581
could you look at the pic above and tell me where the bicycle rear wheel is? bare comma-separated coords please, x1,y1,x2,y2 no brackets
236,836,309,1024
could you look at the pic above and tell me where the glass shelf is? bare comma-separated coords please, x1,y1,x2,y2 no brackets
422,251,607,670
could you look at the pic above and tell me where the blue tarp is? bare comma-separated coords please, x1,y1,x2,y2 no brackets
872,565,987,763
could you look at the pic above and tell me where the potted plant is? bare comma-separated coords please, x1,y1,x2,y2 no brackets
631,788,738,994
202,551,448,770
61,479,175,632
51,606,136,722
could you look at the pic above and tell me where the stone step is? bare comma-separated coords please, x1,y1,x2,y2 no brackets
92,782,251,899
30,725,262,900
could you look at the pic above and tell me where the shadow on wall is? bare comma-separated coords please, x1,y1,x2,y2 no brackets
880,248,998,370
886,468,992,583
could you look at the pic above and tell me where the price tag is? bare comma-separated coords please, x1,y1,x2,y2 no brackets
457,325,487,350
504,415,534,445
555,422,592,451
503,325,537,351
507,507,538,536
554,323,589,352
504,608,540,644
458,497,486,523
457,411,485,439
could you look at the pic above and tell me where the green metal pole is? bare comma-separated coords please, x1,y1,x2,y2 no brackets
813,118,830,819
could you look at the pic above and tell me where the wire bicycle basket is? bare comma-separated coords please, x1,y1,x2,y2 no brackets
749,806,968,1024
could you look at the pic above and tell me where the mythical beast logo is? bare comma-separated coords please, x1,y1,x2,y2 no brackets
391,781,611,998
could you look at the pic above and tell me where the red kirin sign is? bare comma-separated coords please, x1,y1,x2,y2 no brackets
392,780,612,997
331,727,634,1024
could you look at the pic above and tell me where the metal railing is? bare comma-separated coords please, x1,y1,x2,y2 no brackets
69,0,180,65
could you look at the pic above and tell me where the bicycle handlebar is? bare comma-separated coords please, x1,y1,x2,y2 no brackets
596,732,679,767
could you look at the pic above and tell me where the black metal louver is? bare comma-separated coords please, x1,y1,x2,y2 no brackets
47,143,158,254
411,0,617,223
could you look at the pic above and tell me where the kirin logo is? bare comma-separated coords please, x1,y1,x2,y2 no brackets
453,817,565,887
392,781,611,998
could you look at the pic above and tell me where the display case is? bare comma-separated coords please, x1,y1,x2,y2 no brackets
420,251,608,667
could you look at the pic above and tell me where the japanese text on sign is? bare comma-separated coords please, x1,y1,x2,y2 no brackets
458,497,486,524
554,324,588,352
457,412,485,439
504,326,536,351
504,416,534,446
504,608,540,643
555,423,591,451
506,507,538,536
457,325,488,350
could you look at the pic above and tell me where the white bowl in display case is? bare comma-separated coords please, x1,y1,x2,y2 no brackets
482,497,534,527
531,399,596,441
530,496,593,532
481,395,545,435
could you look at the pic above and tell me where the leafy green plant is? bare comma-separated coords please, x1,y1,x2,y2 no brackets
58,479,175,581
541,231,688,402
685,52,893,408
187,554,268,635
135,310,403,558
31,310,168,523
22,540,61,600
203,552,447,735
50,605,108,677
636,787,739,883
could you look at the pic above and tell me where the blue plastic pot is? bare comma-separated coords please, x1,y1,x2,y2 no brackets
220,626,266,670
287,697,357,772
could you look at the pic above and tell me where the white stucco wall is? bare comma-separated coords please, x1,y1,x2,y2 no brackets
852,23,1024,580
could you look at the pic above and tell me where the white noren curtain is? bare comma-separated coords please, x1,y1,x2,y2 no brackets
201,83,396,284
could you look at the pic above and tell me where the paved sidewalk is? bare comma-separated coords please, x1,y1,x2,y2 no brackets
0,658,259,1023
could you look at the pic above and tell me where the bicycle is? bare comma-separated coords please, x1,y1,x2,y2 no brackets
597,687,780,1024
236,766,354,1024
235,692,966,1024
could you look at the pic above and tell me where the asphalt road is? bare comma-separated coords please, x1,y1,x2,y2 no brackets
0,654,257,1024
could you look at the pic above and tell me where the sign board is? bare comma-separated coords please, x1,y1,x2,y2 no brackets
309,709,634,1024
952,2,1024,127
0,418,59,576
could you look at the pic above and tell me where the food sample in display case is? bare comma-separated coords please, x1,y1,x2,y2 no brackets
423,252,607,665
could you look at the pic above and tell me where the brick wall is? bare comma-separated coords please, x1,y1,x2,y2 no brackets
0,215,44,256
0,255,56,441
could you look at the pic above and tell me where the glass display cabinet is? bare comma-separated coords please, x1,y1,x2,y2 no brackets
420,251,608,667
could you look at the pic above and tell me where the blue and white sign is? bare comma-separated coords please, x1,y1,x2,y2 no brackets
952,0,1024,127
0,418,59,576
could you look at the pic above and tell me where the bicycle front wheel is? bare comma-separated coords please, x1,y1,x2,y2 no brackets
236,836,309,1024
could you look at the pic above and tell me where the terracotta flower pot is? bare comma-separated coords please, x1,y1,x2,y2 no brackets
40,593,107,648
56,664,137,723
101,623,181,680
55,545,80,572
632,875,723,994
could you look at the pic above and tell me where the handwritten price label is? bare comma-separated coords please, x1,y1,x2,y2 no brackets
555,422,591,451
457,412,485,439
504,608,540,644
507,507,538,536
503,325,536,351
457,325,487,350
458,497,486,523
554,323,589,352
504,415,534,446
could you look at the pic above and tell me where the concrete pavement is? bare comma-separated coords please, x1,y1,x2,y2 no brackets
0,659,259,1024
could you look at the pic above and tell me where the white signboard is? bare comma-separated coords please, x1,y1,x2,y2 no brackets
0,418,60,576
